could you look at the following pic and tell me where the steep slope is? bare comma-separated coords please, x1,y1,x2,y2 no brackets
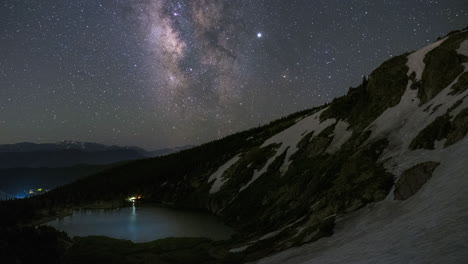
4,29,468,263
251,29,468,263
253,139,468,264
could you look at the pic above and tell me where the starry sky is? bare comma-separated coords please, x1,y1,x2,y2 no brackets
1,0,468,149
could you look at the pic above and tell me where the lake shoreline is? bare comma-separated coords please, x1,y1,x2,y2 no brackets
45,203,235,243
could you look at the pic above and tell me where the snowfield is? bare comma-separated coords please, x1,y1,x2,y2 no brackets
406,37,447,80
208,154,241,194
240,107,335,192
251,39,468,264
252,138,468,264
325,121,352,154
366,39,468,177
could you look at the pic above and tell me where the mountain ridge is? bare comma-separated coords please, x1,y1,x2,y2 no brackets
0,141,193,168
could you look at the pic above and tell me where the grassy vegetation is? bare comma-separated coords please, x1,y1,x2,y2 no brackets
63,236,230,264
0,225,71,264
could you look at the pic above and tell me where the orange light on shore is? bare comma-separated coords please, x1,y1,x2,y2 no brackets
128,195,143,202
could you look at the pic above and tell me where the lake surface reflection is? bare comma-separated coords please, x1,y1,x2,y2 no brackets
46,205,233,242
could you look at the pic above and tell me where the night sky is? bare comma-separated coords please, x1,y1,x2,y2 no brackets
1,0,467,149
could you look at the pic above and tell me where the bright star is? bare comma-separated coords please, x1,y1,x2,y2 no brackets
257,32,262,38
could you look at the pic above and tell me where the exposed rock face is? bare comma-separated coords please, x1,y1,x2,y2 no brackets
419,32,468,104
394,162,440,200
446,107,468,146
410,105,468,150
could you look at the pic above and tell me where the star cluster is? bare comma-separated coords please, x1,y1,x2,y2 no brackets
1,0,467,149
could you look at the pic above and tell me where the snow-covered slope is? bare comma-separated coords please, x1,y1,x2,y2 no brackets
253,139,468,264
251,32,468,264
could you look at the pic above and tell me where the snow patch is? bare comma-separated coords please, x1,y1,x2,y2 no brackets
325,121,352,154
259,217,305,240
253,138,468,264
231,218,305,253
240,108,335,192
252,35,468,264
229,245,251,253
458,40,468,56
449,94,468,121
433,138,447,150
208,154,241,194
365,73,468,170
406,37,447,80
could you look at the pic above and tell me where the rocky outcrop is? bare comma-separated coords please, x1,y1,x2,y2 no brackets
410,107,468,150
394,162,440,200
419,31,468,104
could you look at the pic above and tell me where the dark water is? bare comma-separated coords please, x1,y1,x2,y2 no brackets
46,205,233,242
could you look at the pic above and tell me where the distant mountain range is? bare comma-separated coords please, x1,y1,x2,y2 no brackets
0,141,146,153
147,146,194,157
0,165,110,199
0,141,193,168
0,141,193,199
